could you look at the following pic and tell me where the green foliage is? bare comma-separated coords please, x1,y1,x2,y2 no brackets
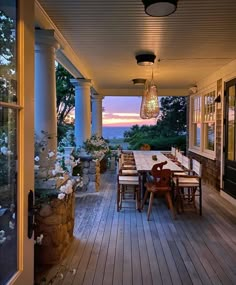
0,11,16,103
124,97,187,151
158,96,187,136
56,63,75,141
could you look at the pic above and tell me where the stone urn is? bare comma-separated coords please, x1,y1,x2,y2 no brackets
64,146,74,158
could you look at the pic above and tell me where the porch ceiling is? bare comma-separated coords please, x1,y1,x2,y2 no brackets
36,0,236,96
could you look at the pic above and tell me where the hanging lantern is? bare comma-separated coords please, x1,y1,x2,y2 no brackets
140,73,160,119
140,80,152,119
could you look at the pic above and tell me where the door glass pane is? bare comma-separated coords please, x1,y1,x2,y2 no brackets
227,86,235,160
0,0,17,104
0,0,17,284
0,107,18,284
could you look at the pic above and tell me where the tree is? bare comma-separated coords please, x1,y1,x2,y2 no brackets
0,11,16,102
56,63,75,141
158,96,186,136
124,96,187,150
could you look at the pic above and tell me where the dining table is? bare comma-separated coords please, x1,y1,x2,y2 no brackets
133,150,183,172
132,150,183,199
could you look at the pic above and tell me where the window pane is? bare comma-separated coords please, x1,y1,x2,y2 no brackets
204,91,215,122
227,86,235,161
205,123,215,151
0,2,17,103
0,107,18,284
193,123,201,147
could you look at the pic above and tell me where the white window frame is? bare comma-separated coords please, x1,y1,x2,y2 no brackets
189,86,217,160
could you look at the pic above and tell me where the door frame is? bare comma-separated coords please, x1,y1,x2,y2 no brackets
7,0,35,284
222,77,236,203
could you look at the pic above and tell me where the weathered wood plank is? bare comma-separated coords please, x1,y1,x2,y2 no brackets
122,209,132,285
136,209,153,284
102,201,119,285
39,172,236,285
141,211,162,284
151,204,182,285
78,190,114,285
130,207,143,285
92,195,115,285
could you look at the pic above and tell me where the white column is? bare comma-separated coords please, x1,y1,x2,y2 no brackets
35,30,59,154
91,94,104,137
70,79,92,147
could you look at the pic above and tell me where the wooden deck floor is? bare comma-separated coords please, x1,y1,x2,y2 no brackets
42,170,236,285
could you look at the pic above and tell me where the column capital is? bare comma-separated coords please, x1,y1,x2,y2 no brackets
35,29,60,50
91,94,104,101
70,78,92,88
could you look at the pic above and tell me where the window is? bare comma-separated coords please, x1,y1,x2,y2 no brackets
192,96,201,148
190,89,216,159
203,91,215,151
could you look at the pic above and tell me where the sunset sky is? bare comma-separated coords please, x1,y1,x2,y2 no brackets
103,96,157,127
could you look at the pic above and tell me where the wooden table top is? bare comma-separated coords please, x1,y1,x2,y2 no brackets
133,151,183,172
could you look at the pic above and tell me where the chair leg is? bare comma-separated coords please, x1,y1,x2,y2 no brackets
147,192,154,221
165,192,176,219
175,187,181,214
141,189,149,210
117,184,120,212
180,188,184,212
136,187,141,211
199,185,202,216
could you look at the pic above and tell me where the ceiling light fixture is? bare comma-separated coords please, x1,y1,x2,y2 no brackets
142,0,178,17
136,53,156,66
132,78,147,85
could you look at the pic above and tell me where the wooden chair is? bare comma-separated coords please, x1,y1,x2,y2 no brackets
175,150,183,167
173,154,191,176
142,161,175,220
140,144,151,150
120,152,136,166
173,158,202,215
117,158,141,212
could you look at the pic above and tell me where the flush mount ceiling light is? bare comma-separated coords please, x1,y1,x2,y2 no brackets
132,78,147,85
136,53,156,66
142,0,178,17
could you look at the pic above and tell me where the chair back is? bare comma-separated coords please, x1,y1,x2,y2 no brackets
171,147,176,157
151,161,167,172
176,150,183,164
140,144,151,150
192,159,202,176
182,155,190,170
151,168,172,187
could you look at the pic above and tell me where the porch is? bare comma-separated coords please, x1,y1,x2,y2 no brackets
39,170,236,285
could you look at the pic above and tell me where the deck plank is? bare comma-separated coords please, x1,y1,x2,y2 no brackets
39,172,236,285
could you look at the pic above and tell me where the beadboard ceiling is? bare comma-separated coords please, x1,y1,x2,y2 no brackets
36,0,236,96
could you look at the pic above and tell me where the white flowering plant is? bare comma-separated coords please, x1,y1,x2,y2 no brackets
34,131,83,203
83,135,110,160
0,131,14,185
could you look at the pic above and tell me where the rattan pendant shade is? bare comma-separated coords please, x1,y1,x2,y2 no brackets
140,76,160,119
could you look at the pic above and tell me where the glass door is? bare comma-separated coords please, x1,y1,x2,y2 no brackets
0,0,34,284
224,78,236,199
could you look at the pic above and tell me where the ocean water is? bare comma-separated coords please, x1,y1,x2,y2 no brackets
102,126,131,139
